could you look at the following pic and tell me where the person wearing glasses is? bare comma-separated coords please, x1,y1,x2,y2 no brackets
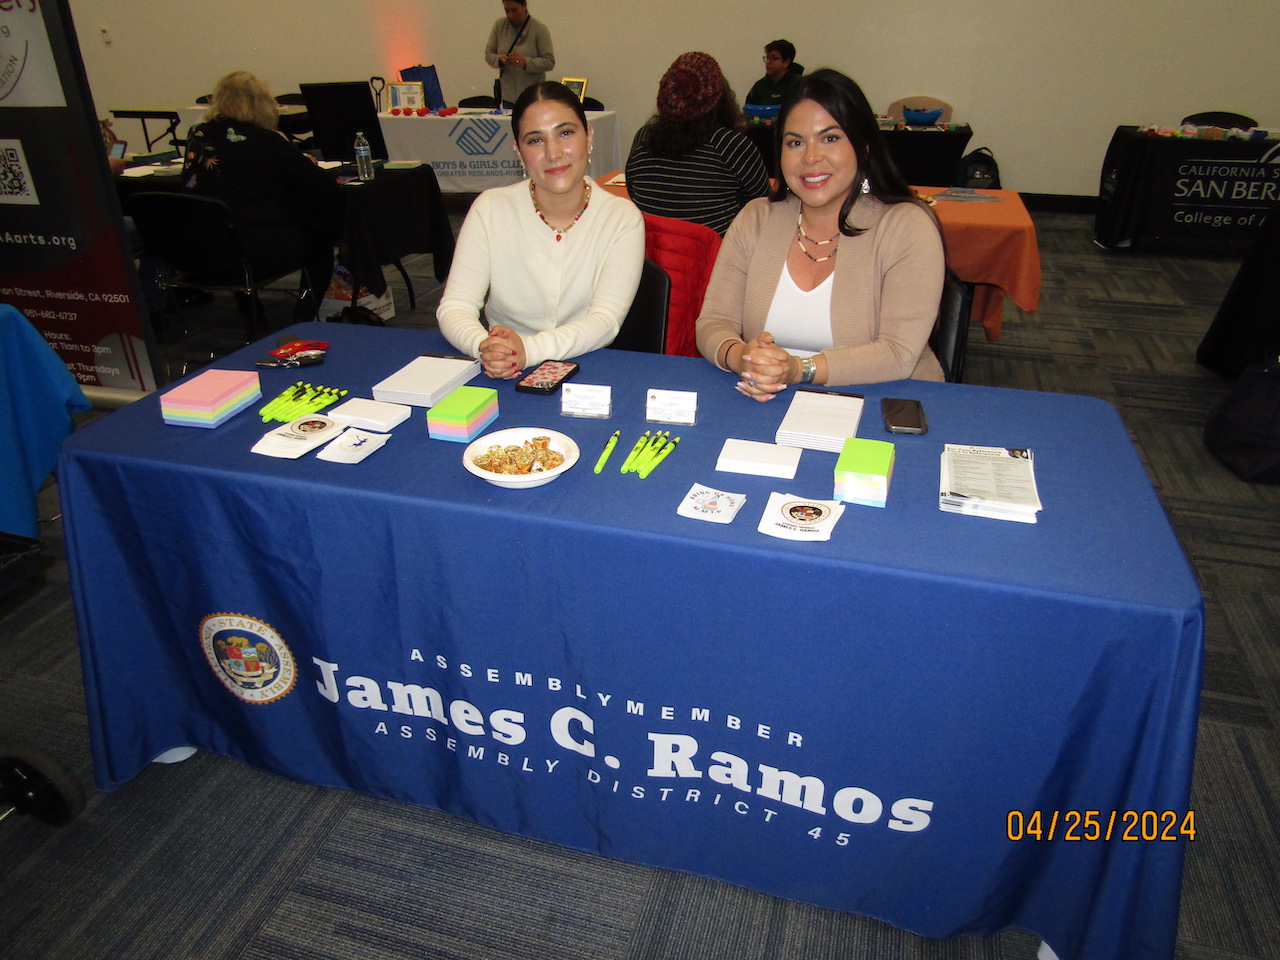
745,40,802,108
485,0,556,105
697,69,945,399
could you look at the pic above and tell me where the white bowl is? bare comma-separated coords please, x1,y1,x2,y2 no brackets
462,427,580,488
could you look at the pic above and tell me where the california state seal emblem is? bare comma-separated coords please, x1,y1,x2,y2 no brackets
200,614,297,704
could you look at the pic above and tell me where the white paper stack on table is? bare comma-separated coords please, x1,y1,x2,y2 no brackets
716,438,802,479
776,389,865,452
328,397,412,431
372,354,480,407
939,444,1042,523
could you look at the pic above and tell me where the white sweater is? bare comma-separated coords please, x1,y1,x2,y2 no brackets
437,180,645,368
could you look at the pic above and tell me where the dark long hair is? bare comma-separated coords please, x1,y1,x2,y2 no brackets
511,81,588,139
770,69,919,236
640,85,746,157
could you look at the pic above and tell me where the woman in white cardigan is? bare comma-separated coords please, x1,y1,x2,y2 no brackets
696,69,945,400
437,82,644,378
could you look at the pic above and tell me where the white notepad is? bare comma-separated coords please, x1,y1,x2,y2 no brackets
776,390,865,452
716,438,802,479
371,355,480,407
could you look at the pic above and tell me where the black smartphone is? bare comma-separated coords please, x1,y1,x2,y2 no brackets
881,397,928,434
515,360,579,394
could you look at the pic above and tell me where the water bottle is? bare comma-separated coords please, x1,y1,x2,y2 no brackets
354,131,374,181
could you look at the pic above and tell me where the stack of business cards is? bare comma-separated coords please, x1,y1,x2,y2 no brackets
776,389,864,452
160,368,260,428
372,354,480,407
716,438,801,479
328,397,412,432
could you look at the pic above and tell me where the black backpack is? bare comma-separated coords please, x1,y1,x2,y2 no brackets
956,147,1001,189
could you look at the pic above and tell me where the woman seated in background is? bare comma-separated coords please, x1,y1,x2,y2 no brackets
696,68,945,400
625,51,769,237
438,82,644,377
182,71,341,320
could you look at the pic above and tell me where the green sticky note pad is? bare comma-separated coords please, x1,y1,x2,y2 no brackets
430,386,498,422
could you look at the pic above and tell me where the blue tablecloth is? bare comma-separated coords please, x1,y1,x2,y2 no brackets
60,323,1203,960
1,304,90,538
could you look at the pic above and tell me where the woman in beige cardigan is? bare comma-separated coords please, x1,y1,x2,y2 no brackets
696,69,945,400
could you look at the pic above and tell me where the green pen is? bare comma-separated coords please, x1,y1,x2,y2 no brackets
619,431,650,472
639,437,679,478
594,430,620,473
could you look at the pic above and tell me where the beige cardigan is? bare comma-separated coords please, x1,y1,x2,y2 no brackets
696,195,946,384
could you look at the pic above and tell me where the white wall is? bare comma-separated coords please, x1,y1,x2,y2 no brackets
70,0,1280,196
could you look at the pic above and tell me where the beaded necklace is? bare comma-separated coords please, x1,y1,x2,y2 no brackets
796,209,840,263
531,178,591,241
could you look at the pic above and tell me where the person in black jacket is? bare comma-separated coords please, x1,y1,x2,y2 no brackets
183,71,341,320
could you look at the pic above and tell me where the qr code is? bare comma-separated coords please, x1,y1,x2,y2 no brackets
0,139,40,205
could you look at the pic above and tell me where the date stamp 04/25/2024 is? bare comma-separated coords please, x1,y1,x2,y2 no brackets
1006,809,1197,842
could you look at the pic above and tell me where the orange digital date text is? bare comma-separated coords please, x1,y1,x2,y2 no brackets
1006,809,1196,842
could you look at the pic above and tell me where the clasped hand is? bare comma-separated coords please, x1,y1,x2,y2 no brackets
479,326,527,379
736,332,796,402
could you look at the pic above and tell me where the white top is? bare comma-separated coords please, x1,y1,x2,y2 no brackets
437,180,645,368
764,262,834,357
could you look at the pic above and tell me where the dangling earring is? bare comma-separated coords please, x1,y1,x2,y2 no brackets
860,177,871,195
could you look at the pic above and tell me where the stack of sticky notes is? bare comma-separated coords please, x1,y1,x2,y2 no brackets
834,437,896,507
426,385,498,442
160,369,261,428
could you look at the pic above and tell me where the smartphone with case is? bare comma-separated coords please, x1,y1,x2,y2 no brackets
881,397,928,434
516,360,579,394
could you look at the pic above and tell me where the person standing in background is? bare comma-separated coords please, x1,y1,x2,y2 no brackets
485,1,555,105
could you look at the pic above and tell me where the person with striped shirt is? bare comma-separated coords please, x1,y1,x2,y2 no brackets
625,52,769,236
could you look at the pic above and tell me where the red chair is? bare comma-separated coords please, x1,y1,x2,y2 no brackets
640,214,721,357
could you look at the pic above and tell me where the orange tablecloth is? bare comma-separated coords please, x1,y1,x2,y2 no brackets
916,186,1040,341
598,174,1040,342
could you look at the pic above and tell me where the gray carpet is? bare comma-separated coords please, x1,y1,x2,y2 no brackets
2,203,1278,960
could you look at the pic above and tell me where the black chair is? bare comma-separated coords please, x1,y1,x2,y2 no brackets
610,259,670,354
1181,111,1257,129
582,97,604,111
129,191,306,343
274,92,313,145
930,269,974,383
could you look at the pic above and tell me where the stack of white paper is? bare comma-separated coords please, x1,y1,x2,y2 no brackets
939,444,1042,523
776,389,865,452
716,438,802,479
328,397,412,431
372,355,480,407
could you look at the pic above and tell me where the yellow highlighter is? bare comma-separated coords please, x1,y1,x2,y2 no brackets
639,437,679,478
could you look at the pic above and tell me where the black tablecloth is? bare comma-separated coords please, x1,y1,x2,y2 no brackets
1095,126,1280,253
339,163,455,297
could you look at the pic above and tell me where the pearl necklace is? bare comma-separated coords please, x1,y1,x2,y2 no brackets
796,210,839,263
531,178,591,241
